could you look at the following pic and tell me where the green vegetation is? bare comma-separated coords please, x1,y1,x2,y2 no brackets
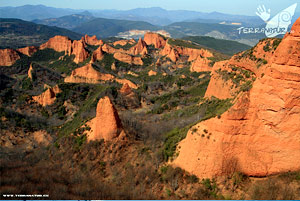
168,38,203,49
21,78,33,90
216,65,255,91
261,38,282,52
162,97,232,161
0,18,82,49
113,42,136,50
182,36,251,55
163,126,190,161
58,84,107,137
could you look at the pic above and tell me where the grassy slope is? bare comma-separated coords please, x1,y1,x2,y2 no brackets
182,36,251,55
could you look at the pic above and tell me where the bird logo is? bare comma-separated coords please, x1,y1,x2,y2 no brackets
256,3,297,37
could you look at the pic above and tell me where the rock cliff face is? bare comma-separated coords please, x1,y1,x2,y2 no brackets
173,18,300,178
160,40,213,63
40,35,72,55
204,61,236,99
144,32,166,49
28,63,35,80
64,64,114,84
102,44,118,54
82,34,103,46
177,47,213,62
17,46,38,56
148,70,157,76
0,49,20,66
71,40,89,64
160,43,179,62
120,83,133,96
113,52,143,65
115,78,138,89
113,39,136,46
129,38,148,56
190,56,212,72
40,36,89,63
32,85,61,106
87,96,124,141
91,46,104,63
204,38,280,100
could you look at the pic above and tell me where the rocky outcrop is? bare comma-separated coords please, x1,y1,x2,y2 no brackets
87,96,125,141
64,63,114,84
113,39,136,46
129,38,148,55
28,63,35,80
160,39,214,63
190,56,212,72
71,40,89,64
160,43,179,62
102,44,118,54
173,18,300,178
178,47,213,61
40,35,72,55
40,36,89,63
113,52,143,65
120,83,133,95
111,62,117,71
144,32,166,49
32,85,61,106
17,46,38,56
0,49,20,66
91,46,104,63
33,130,53,146
82,34,103,46
204,61,236,100
148,70,157,76
115,78,138,89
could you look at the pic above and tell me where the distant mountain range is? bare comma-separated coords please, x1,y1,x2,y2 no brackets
28,13,266,46
0,5,298,48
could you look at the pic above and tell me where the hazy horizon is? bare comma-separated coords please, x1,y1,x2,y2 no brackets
0,0,299,16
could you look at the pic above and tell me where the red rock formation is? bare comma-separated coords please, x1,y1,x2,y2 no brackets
71,40,89,64
17,46,38,56
0,49,20,66
82,34,103,46
91,46,104,63
120,83,133,96
190,56,212,72
115,78,138,89
178,47,213,61
113,52,143,65
160,43,179,62
32,85,61,106
113,39,135,46
102,44,118,54
28,63,34,80
64,63,115,83
129,38,148,55
40,35,72,55
173,19,300,178
144,32,166,49
204,61,237,99
160,39,213,63
148,70,157,76
111,62,117,71
40,36,89,63
87,96,124,141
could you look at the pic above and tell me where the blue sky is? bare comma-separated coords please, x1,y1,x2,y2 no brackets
0,0,299,16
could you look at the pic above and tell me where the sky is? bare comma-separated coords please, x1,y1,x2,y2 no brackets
0,0,299,16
